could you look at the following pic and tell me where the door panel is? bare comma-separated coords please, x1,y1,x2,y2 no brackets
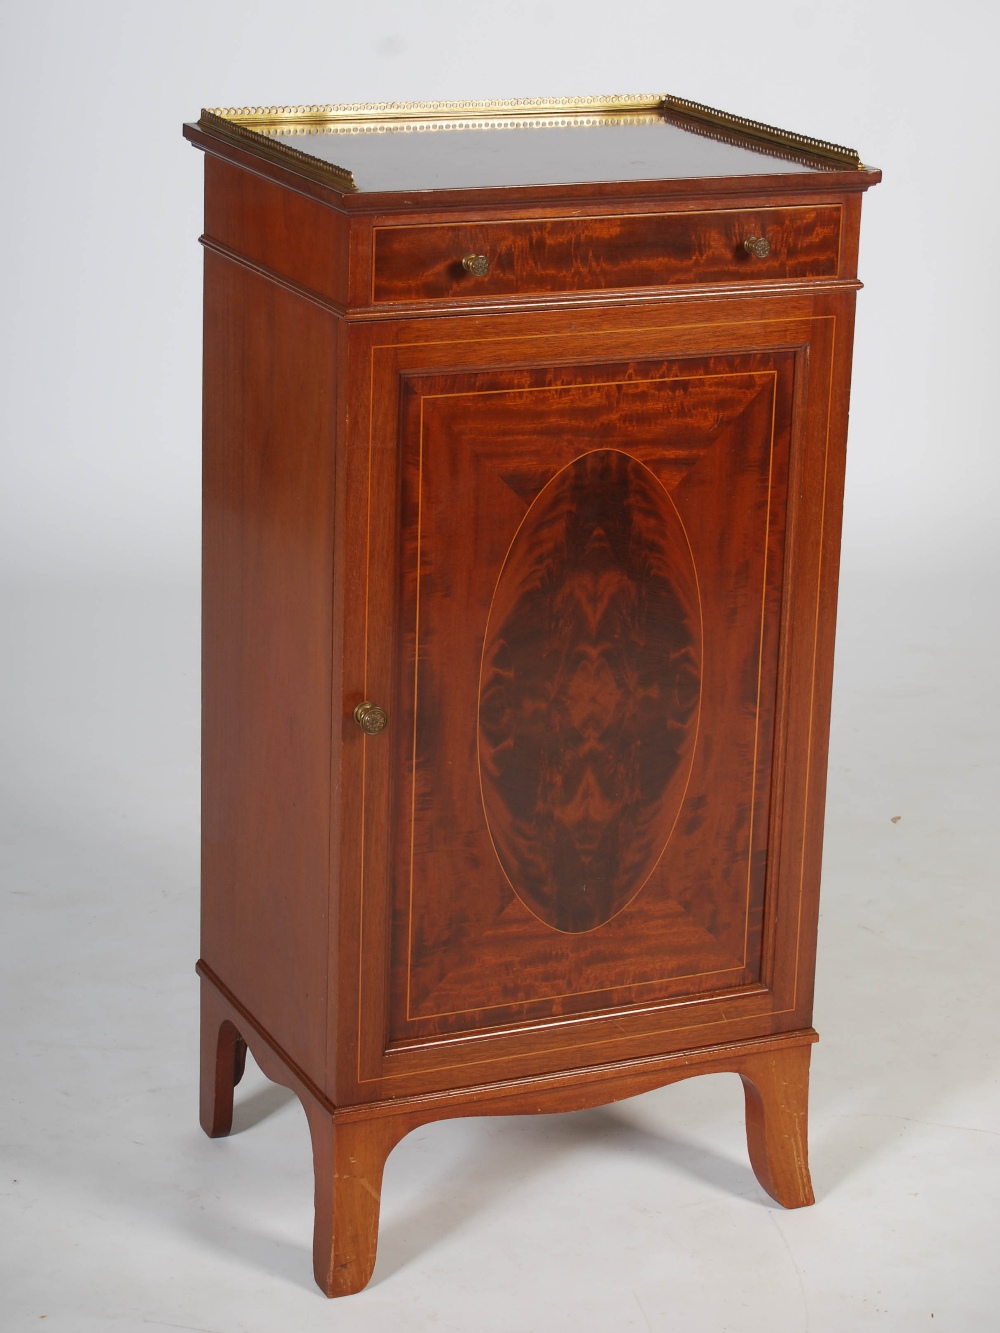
389,350,793,1040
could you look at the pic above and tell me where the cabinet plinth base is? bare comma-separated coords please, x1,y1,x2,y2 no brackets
198,966,817,1297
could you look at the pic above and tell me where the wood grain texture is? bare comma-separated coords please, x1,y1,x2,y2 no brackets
741,1042,815,1208
305,1107,403,1296
203,154,349,307
189,117,877,1296
199,973,244,1138
372,205,841,303
198,969,396,1297
479,448,701,933
201,248,339,1077
200,965,816,1296
311,296,858,1102
330,296,851,1100
384,349,791,1042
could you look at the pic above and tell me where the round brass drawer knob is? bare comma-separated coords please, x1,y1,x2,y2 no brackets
353,701,388,735
743,235,771,259
462,253,490,277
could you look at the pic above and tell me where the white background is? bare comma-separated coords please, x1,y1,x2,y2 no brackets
2,2,998,1330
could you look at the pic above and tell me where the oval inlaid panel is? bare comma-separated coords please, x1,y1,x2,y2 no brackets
478,449,702,933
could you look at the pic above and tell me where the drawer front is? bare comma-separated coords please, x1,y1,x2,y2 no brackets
372,204,841,303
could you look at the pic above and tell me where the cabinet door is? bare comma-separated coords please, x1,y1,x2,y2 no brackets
343,300,849,1097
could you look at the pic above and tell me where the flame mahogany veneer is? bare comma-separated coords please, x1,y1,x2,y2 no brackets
185,101,879,1296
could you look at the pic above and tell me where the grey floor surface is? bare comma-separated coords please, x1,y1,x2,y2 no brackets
2,566,998,1331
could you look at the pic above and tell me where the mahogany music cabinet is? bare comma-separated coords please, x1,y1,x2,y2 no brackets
184,94,880,1297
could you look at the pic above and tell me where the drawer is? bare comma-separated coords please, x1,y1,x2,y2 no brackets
372,205,841,304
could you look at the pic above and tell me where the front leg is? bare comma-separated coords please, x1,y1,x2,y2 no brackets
740,1043,815,1208
305,1107,411,1298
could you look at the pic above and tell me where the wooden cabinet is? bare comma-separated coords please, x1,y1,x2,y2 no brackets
185,94,880,1297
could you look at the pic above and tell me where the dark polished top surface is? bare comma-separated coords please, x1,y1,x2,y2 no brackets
265,117,825,194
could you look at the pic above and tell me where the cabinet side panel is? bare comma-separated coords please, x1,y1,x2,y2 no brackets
201,249,337,1076
204,155,349,307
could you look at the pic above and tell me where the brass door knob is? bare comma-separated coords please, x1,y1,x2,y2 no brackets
462,253,490,276
353,701,388,735
743,235,771,259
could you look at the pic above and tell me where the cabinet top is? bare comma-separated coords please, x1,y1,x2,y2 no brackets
189,94,879,202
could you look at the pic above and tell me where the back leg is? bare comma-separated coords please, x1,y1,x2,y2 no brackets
200,977,244,1138
233,1035,248,1086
